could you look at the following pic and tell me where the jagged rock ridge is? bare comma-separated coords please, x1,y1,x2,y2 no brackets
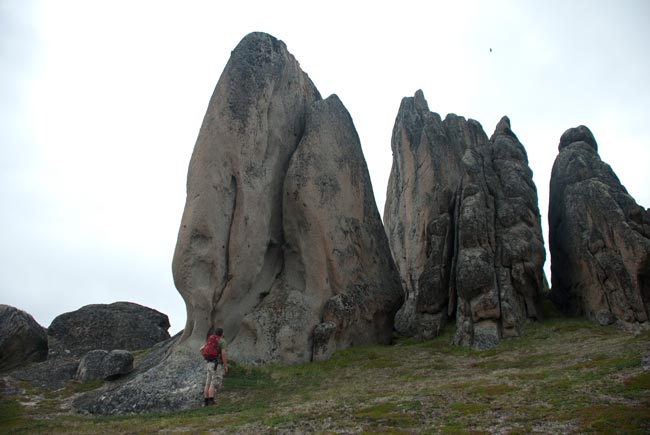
549,125,650,326
384,90,546,349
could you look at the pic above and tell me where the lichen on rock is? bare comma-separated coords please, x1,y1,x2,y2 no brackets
549,125,650,326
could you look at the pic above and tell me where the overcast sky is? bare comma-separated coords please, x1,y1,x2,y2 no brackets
2,0,649,334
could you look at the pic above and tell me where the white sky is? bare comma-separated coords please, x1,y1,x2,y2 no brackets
2,0,649,334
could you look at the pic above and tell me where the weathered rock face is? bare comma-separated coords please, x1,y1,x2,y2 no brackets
235,95,403,363
172,31,321,356
74,32,401,415
549,125,650,325
10,357,80,389
0,305,48,372
384,90,546,348
73,335,204,415
75,349,134,382
48,302,170,359
173,32,402,364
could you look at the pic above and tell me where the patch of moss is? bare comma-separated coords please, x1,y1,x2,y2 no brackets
575,404,650,434
509,369,552,381
353,402,418,428
570,354,641,372
360,427,413,435
223,361,273,390
439,421,490,435
469,383,519,397
471,352,557,371
0,397,23,425
619,371,650,400
449,401,490,414
131,348,153,366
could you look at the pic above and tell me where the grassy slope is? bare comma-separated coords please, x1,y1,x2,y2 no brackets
1,315,649,435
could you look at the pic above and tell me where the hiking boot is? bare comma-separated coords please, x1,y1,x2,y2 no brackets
207,397,215,406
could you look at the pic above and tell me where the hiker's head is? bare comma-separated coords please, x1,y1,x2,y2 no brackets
207,327,224,339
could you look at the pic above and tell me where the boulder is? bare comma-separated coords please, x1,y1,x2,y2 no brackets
47,302,170,359
0,305,48,372
549,125,650,325
10,358,80,389
73,338,203,415
75,349,134,382
384,91,546,348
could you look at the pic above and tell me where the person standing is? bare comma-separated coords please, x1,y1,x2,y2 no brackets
200,327,228,406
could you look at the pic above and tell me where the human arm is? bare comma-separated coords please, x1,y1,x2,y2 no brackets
221,349,228,375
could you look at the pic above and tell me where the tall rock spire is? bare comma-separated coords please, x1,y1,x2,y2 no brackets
75,32,402,414
384,90,546,348
173,32,402,363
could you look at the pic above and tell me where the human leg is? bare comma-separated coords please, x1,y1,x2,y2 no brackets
204,361,216,405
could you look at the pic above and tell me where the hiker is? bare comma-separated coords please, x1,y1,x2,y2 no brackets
200,327,228,406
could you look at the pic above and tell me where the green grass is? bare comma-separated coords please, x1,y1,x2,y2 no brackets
0,397,23,430
1,316,649,434
574,404,650,434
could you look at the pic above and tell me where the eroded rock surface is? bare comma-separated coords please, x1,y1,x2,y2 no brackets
549,125,650,325
172,32,321,358
47,302,170,359
75,349,134,382
384,90,546,348
7,302,169,390
234,95,403,363
172,32,401,364
0,305,47,372
75,32,402,415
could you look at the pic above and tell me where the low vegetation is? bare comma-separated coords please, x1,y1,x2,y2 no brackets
2,313,649,434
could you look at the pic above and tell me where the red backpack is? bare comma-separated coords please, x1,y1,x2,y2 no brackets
201,335,222,361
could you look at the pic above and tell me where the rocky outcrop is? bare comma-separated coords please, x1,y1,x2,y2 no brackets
549,125,650,326
47,302,170,359
384,90,546,348
75,32,402,415
8,302,169,389
0,305,48,372
75,350,134,382
172,32,401,364
10,357,80,389
72,335,203,415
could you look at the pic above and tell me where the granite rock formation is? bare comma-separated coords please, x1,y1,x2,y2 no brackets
7,302,169,390
47,302,170,359
384,90,546,348
172,32,401,364
0,305,48,372
72,334,204,415
549,125,650,326
74,32,401,414
75,349,134,382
